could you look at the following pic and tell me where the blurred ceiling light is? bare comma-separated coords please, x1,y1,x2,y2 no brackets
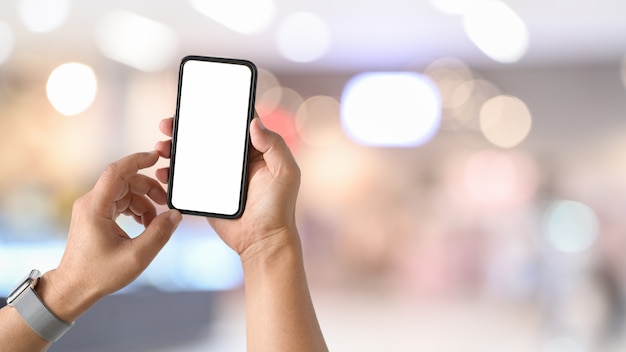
429,0,482,15
480,95,532,148
296,95,343,148
0,21,13,65
276,12,332,63
46,62,97,116
341,72,441,147
17,0,69,33
94,10,178,72
190,0,276,34
462,1,529,63
543,200,599,253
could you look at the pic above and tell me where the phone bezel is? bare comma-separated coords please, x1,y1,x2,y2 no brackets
167,55,258,219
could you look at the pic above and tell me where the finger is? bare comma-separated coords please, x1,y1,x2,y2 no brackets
127,194,157,226
126,174,167,205
159,117,174,137
249,118,299,179
95,152,160,203
155,140,171,158
155,167,170,184
132,210,182,267
116,192,157,225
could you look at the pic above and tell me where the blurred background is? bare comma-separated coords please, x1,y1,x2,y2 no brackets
1,0,626,351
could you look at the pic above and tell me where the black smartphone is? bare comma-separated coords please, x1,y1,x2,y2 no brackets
167,56,257,218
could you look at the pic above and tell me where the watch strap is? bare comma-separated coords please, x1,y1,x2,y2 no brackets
11,285,74,342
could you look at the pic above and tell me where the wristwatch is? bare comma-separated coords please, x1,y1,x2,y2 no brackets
6,269,74,342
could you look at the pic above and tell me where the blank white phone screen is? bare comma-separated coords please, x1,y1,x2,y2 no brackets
170,59,254,216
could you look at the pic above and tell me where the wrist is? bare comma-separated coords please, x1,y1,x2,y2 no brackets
240,226,303,272
35,270,101,323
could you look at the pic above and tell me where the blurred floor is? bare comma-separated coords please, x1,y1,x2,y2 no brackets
136,289,541,352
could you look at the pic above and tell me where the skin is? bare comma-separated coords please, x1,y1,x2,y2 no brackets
0,117,328,352
156,117,328,351
0,151,183,352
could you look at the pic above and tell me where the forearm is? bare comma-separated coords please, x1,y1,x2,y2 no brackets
0,270,100,352
0,304,50,352
241,230,328,352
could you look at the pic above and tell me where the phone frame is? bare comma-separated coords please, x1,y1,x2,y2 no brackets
167,55,258,219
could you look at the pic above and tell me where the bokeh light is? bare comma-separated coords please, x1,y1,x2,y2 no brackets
425,58,502,130
444,149,539,210
341,72,441,147
429,0,481,15
296,95,343,148
255,68,282,116
480,95,532,148
425,58,474,110
260,107,299,151
276,12,332,63
94,10,178,72
464,149,517,205
543,200,599,253
462,1,529,63
190,0,276,34
46,62,97,116
0,21,13,66
17,0,70,33
256,85,303,151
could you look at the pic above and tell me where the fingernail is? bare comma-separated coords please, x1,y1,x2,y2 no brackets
169,210,182,224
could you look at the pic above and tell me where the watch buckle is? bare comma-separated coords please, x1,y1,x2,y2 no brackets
7,269,41,305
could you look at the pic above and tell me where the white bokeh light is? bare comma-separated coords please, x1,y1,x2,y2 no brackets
480,95,532,148
17,0,70,33
94,10,178,72
341,72,441,147
46,63,98,116
463,1,529,63
276,12,332,63
0,21,13,65
190,0,276,34
429,0,482,15
543,200,599,253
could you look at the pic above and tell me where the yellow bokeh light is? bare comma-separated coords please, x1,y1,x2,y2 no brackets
46,63,97,116
480,95,532,148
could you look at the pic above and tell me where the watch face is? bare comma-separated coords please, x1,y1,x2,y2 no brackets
7,269,40,304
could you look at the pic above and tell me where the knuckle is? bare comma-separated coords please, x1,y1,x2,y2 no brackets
103,162,120,177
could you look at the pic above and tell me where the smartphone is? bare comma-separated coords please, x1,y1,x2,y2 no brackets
167,56,257,218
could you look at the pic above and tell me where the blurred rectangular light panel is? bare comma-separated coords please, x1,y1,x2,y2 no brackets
94,10,178,72
340,72,441,147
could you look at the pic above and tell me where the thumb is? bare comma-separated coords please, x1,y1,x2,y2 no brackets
250,117,299,179
133,209,182,266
